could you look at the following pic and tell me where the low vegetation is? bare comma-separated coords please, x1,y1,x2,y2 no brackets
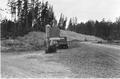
1,32,45,52
1,30,104,52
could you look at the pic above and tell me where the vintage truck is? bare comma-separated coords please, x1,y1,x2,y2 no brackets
45,24,68,53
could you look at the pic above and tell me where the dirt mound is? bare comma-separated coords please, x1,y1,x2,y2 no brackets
61,30,103,42
1,32,45,52
1,30,103,52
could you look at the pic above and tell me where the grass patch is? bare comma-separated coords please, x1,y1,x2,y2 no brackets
1,31,46,52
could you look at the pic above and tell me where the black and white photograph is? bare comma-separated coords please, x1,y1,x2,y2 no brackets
0,0,120,78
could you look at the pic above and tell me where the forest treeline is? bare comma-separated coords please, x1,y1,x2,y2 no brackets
1,0,67,39
67,17,120,40
0,0,120,40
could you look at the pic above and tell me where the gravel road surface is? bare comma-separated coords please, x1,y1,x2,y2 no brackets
1,42,120,78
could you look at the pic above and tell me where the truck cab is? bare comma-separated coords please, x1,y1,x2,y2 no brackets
49,37,68,49
45,37,68,53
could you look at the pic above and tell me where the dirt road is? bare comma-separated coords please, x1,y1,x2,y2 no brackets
1,42,120,78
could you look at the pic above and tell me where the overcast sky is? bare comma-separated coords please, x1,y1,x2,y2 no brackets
0,0,120,22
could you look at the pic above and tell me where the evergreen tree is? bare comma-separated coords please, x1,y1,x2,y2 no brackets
67,18,73,31
58,14,67,30
17,0,22,20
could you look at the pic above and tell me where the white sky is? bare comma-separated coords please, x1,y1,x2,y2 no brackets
0,0,120,22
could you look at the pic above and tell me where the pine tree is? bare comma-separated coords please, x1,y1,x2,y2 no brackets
58,13,67,30
17,0,22,20
116,17,120,39
23,0,28,33
67,18,73,31
8,0,17,21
